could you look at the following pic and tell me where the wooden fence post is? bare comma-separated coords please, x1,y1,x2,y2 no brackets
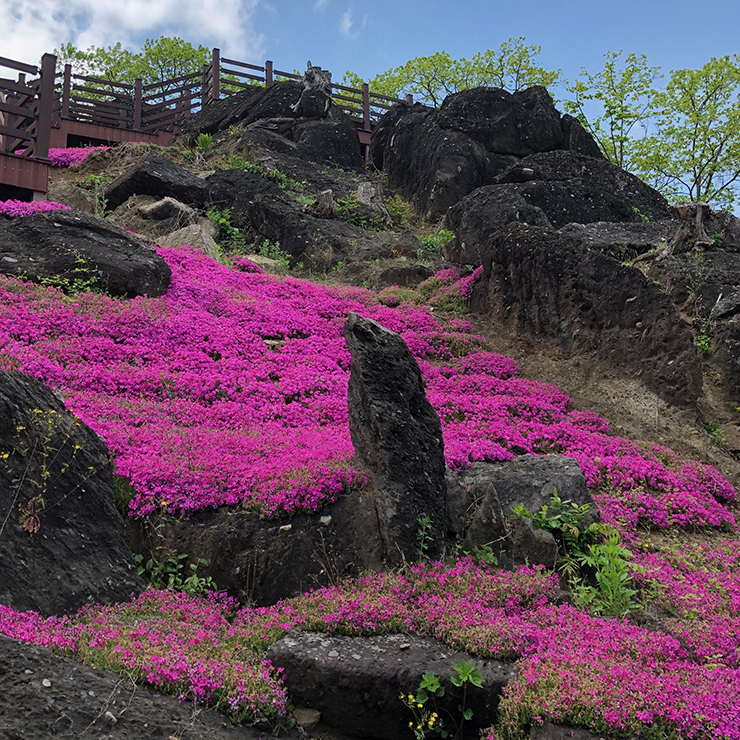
211,48,220,102
133,78,142,129
361,83,371,131
35,53,55,159
62,64,72,118
265,60,273,88
201,63,209,106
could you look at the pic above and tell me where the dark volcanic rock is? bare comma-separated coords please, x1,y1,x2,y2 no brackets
467,223,702,406
560,220,677,261
446,455,593,566
644,250,740,405
294,117,364,172
0,371,143,616
0,209,171,297
126,490,384,607
444,151,674,264
344,313,447,565
267,631,516,740
174,85,266,142
207,169,387,269
0,635,278,740
104,153,208,210
370,86,604,220
510,516,559,569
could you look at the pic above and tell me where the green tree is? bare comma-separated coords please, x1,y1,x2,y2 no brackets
467,37,561,92
632,55,740,208
342,37,560,107
131,37,210,95
53,42,138,84
564,50,661,168
53,36,209,96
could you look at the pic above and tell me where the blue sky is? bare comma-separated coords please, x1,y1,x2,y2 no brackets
2,0,739,97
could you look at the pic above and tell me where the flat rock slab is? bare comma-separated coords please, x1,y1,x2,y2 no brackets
0,209,171,297
267,631,516,740
0,635,282,740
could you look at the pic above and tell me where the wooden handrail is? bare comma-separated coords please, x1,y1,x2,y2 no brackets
0,55,38,75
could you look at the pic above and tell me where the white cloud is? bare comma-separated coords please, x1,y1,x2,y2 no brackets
313,0,328,10
0,0,265,67
339,7,357,38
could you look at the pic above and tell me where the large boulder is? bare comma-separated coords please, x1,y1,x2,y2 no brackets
293,117,364,172
267,631,516,740
344,313,447,565
0,209,171,297
446,455,594,567
370,86,603,220
0,371,143,615
443,151,675,265
109,195,200,240
466,223,702,407
104,153,209,211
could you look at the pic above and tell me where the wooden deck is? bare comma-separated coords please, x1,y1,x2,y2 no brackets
1,49,412,198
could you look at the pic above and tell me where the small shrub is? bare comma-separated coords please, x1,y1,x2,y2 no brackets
194,133,215,154
335,193,385,230
705,421,726,447
695,319,712,357
384,194,415,231
419,230,455,254
134,551,217,596
206,206,246,251
416,514,434,562
512,491,643,617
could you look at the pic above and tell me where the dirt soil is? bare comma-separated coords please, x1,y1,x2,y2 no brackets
468,310,740,489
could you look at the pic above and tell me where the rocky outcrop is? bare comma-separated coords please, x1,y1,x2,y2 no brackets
104,154,209,211
443,151,675,265
267,631,516,740
175,80,364,173
0,372,143,616
0,635,278,740
0,208,172,297
370,86,603,220
206,169,401,269
465,223,702,407
344,313,447,565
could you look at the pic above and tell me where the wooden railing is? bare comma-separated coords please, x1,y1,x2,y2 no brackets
52,48,413,140
0,53,54,159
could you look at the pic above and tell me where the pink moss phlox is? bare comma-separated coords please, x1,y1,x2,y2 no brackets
0,244,736,532
48,146,108,167
0,200,71,217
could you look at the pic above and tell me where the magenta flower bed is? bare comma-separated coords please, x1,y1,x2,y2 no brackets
2,560,739,737
48,146,108,167
0,245,736,531
0,199,71,217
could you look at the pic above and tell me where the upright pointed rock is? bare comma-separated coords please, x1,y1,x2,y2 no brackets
344,312,446,564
